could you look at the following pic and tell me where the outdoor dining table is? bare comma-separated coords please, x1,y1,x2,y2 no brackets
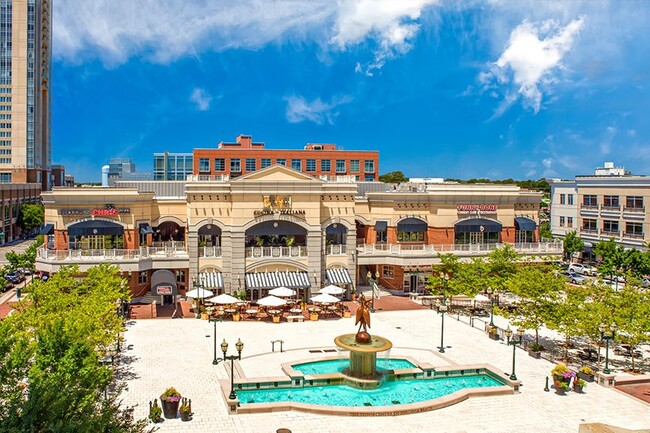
289,308,302,314
267,309,281,316
307,307,321,313
245,309,258,314
224,308,237,314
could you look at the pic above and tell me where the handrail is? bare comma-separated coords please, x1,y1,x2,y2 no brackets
356,242,563,256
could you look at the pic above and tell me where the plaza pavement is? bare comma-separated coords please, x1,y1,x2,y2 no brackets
120,305,650,433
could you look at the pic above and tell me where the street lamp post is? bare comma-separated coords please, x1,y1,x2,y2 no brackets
486,286,495,327
438,303,448,353
505,326,525,380
439,272,449,304
599,323,617,375
221,338,245,400
209,316,223,365
192,276,201,319
366,270,379,313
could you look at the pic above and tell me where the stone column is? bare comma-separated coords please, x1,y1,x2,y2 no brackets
307,229,323,300
226,230,246,295
187,230,198,284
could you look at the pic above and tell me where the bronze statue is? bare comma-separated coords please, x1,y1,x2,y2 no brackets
355,293,372,344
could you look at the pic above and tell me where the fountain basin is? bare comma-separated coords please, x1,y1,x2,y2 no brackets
334,333,392,388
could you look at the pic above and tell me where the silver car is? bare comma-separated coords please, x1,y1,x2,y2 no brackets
564,271,586,285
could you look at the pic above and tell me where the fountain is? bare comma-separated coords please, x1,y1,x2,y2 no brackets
334,294,393,389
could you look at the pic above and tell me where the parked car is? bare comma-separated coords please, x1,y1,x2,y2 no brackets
564,271,586,285
568,263,597,276
18,267,32,275
4,270,25,285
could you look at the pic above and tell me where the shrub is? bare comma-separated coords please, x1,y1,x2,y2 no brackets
529,343,544,352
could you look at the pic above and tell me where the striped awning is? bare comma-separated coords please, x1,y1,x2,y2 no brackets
198,272,224,289
245,272,311,290
326,268,353,285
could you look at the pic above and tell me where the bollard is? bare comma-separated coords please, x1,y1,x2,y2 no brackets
544,376,550,392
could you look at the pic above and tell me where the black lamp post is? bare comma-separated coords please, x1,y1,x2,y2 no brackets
192,276,201,319
505,326,525,380
222,338,244,400
116,299,124,353
209,316,223,365
438,303,448,353
366,270,379,313
486,286,495,327
599,323,617,374
439,272,449,304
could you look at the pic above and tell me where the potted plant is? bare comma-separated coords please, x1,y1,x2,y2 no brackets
160,387,182,419
528,342,543,359
578,366,595,382
554,380,570,395
271,311,281,323
573,378,586,393
343,307,351,318
232,310,241,321
488,326,500,341
179,397,192,421
551,364,569,383
149,399,162,423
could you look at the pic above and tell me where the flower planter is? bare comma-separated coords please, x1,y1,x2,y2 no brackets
528,350,542,359
573,384,584,393
309,312,319,321
272,315,280,323
180,411,191,421
161,399,180,419
577,372,594,383
200,312,208,320
232,313,240,322
343,311,351,318
488,333,500,341
554,385,568,395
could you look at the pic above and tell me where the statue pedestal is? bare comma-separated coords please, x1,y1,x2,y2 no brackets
334,334,393,390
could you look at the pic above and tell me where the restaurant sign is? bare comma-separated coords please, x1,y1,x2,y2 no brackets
456,204,497,215
59,204,130,216
156,285,173,295
254,195,306,217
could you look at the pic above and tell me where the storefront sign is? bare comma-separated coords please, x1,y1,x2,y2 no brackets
456,204,497,214
254,195,305,217
156,285,173,295
59,204,130,216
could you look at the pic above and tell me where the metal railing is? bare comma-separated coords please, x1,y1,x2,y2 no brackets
623,232,644,239
245,246,307,258
186,174,230,182
356,241,562,256
199,246,222,257
623,206,645,213
600,204,621,211
37,245,188,261
326,244,347,255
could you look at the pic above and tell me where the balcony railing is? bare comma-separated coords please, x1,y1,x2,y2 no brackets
245,246,307,259
326,244,347,255
600,229,619,236
623,232,644,239
623,206,645,213
580,204,598,210
186,174,229,182
37,245,188,261
580,228,598,235
356,242,563,256
199,246,222,257
600,204,621,211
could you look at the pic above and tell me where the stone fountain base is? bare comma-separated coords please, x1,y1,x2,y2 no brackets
334,333,393,390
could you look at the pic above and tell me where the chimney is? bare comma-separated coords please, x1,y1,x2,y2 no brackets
237,135,252,149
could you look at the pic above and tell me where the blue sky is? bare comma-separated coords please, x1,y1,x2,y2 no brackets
52,0,650,182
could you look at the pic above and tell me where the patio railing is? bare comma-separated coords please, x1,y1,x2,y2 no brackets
245,246,307,259
36,246,189,261
356,241,562,256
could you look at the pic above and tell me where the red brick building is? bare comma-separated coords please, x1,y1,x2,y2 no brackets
193,135,379,181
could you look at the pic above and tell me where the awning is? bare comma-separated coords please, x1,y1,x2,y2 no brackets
245,271,311,290
514,217,537,231
397,217,427,232
150,270,178,296
325,224,347,234
454,218,502,234
39,223,54,235
68,220,124,237
326,268,353,285
246,221,306,236
139,223,154,235
198,272,224,289
374,221,388,231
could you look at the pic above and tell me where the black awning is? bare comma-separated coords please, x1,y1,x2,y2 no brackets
67,220,124,237
151,270,178,295
374,221,388,231
40,223,54,235
326,224,347,235
397,217,427,232
246,220,307,236
515,217,537,231
139,223,154,235
454,218,502,233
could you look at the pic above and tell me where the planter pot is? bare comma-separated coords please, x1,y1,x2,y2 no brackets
577,372,594,383
554,385,568,395
528,350,542,359
180,411,191,421
488,333,500,341
343,311,351,318
272,315,280,323
232,313,240,322
573,384,584,394
553,374,566,383
161,399,180,419
309,312,319,321
200,313,208,320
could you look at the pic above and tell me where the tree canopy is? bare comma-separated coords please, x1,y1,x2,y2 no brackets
563,230,584,260
378,171,409,183
17,204,44,232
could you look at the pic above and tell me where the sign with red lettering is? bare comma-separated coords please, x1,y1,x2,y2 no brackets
456,204,498,214
156,286,173,295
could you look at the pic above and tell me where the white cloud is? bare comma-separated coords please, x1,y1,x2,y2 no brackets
480,17,584,115
285,95,352,125
190,88,212,111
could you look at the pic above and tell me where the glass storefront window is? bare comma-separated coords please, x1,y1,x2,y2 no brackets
397,231,424,242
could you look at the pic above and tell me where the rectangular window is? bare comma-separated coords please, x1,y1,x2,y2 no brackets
583,195,598,207
214,158,225,171
364,175,374,181
364,160,375,173
560,194,566,205
138,271,147,284
176,270,186,283
199,158,210,173
261,158,271,169
567,194,574,205
382,265,394,279
567,217,573,228
603,195,619,209
582,218,597,231
350,160,360,173
603,220,619,234
625,222,643,237
276,158,286,166
559,216,565,227
626,196,643,209
291,159,301,171
306,159,316,172
230,158,241,172
321,159,331,172
336,159,346,173
245,158,256,172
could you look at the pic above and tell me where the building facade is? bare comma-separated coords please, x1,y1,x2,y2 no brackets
153,152,193,181
0,0,52,190
193,135,379,181
36,166,560,303
1,182,40,243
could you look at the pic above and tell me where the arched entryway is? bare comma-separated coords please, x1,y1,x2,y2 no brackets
198,224,221,256
454,217,502,244
245,220,306,248
396,217,427,243
67,219,124,250
153,221,185,244
325,223,347,246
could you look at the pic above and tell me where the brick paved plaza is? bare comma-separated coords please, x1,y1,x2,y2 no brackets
119,304,650,433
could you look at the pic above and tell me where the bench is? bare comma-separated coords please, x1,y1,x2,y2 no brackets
287,315,304,323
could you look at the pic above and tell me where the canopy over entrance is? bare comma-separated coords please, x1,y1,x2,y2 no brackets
514,216,537,231
68,220,124,237
151,270,178,296
454,218,502,233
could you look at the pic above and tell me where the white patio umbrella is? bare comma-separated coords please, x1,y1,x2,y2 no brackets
473,294,491,303
310,293,341,304
185,287,214,299
269,286,296,297
255,295,287,307
207,293,241,305
319,284,345,295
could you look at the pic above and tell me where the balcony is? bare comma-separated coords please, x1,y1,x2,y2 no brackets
199,246,222,257
580,228,598,235
326,244,347,255
623,232,645,239
580,204,598,210
600,230,620,237
356,242,563,256
37,245,189,262
623,206,645,213
245,246,307,259
600,204,621,214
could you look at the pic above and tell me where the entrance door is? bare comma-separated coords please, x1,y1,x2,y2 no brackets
162,295,174,306
469,232,484,244
409,275,418,293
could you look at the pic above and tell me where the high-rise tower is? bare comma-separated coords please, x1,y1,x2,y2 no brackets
0,0,51,189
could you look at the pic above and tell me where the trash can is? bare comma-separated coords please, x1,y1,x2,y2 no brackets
16,287,21,298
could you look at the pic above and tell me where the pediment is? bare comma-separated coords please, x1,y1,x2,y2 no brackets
233,164,322,183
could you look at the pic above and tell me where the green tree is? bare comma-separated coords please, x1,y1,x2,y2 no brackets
539,221,552,241
17,204,44,232
547,284,587,360
611,282,650,372
378,171,409,183
563,230,584,261
486,244,520,295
